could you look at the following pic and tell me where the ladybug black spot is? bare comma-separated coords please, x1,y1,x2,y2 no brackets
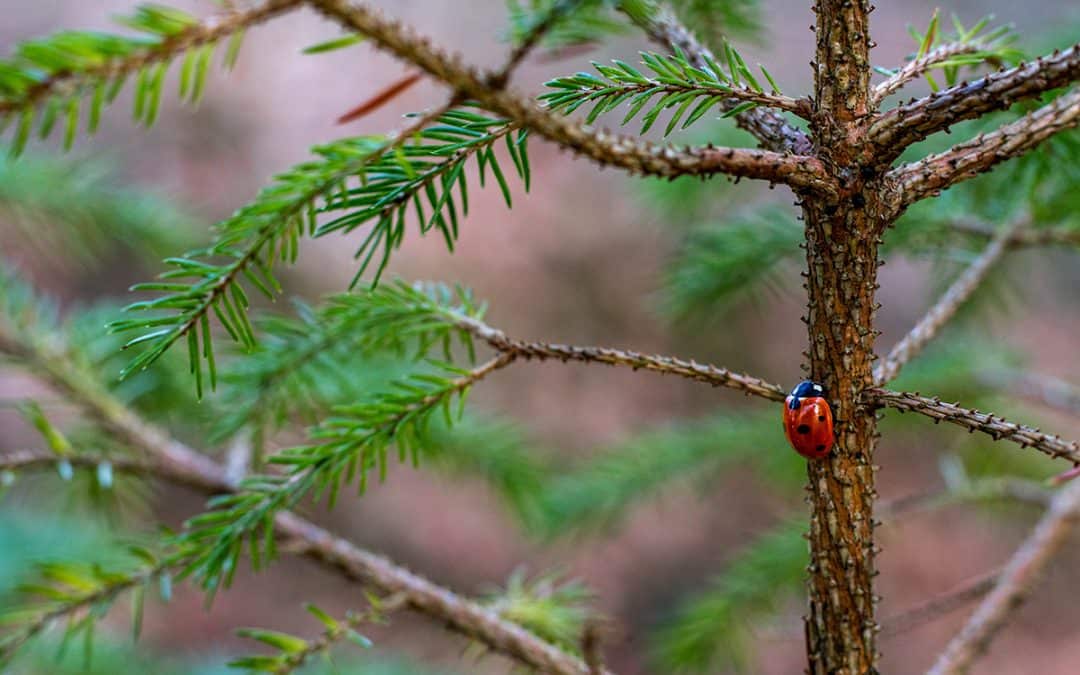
797,424,811,434
816,444,826,452
818,415,825,422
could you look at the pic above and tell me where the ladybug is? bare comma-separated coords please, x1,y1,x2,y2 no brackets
783,380,834,459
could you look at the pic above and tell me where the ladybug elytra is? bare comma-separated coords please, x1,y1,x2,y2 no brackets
783,380,834,459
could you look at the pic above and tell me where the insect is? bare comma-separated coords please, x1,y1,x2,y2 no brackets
783,380,834,459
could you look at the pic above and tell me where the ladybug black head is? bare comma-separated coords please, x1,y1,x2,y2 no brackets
789,380,825,405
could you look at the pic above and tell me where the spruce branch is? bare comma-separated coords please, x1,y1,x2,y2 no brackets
870,44,1080,155
539,48,808,139
451,314,787,402
0,0,302,153
890,88,1080,211
618,2,813,153
494,0,589,87
0,278,607,675
874,221,1018,385
927,476,1080,675
0,449,211,493
228,602,393,674
871,13,1019,107
0,548,174,665
306,0,833,192
180,355,516,595
868,389,1080,465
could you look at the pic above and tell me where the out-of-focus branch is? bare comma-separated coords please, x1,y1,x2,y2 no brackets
890,88,1080,210
949,221,1080,249
927,477,1080,674
874,222,1018,385
0,333,610,675
305,0,834,193
881,570,999,638
451,314,787,403
872,42,989,107
868,389,1080,465
0,0,303,117
491,0,585,87
0,449,214,493
617,2,814,154
871,44,1080,154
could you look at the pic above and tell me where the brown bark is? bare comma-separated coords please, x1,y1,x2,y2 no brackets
802,2,880,672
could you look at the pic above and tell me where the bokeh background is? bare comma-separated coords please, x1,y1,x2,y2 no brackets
2,1,1079,673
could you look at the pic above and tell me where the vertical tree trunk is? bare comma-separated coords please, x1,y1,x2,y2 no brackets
803,1,882,672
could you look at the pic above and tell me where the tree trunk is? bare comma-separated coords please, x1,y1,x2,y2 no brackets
804,2,881,671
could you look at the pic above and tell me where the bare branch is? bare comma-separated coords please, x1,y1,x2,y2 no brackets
0,0,304,117
949,221,1080,249
874,221,1017,385
868,389,1080,465
617,3,814,153
491,0,585,88
890,88,1080,210
451,314,787,403
0,337,607,675
872,42,989,107
881,569,998,638
305,0,834,193
0,449,218,493
870,44,1080,155
928,477,1080,674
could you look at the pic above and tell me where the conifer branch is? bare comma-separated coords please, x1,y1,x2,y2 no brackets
890,88,1080,210
305,0,833,192
0,0,303,152
868,389,1080,465
873,42,990,106
0,295,607,675
870,44,1080,155
492,0,587,88
881,570,998,638
0,449,212,493
451,314,787,402
874,221,1017,385
948,221,1080,248
927,476,1080,675
619,2,814,153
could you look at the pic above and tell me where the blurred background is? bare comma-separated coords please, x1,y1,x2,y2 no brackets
1,0,1079,673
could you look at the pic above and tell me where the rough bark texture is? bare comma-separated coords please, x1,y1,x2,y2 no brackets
803,2,881,672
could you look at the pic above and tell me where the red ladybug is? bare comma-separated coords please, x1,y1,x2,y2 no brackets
783,380,834,459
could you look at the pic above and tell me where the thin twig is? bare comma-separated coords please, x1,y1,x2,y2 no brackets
891,88,1080,211
451,314,787,402
868,388,1080,465
618,3,813,153
874,221,1018,385
870,43,1080,156
978,370,1080,417
927,477,1080,674
872,42,989,107
949,221,1080,249
491,0,586,88
305,0,835,194
0,0,304,117
881,569,999,638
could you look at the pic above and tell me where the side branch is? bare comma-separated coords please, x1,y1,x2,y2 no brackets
452,315,787,402
871,44,1080,155
868,389,1080,465
890,89,1080,211
306,0,833,193
949,221,1080,249
872,42,990,107
618,3,814,154
928,477,1080,674
873,222,1017,385
0,0,303,116
0,345,607,675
